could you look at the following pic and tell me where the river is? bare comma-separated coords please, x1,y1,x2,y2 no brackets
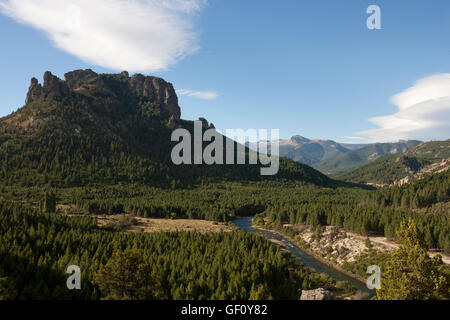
233,216,374,297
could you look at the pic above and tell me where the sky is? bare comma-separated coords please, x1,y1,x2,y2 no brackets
0,0,449,143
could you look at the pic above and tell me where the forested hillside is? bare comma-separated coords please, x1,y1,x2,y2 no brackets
0,70,333,188
0,200,343,300
366,170,449,209
313,141,422,175
4,178,446,253
337,140,450,185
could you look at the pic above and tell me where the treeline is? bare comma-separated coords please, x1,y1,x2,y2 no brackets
0,200,328,300
3,175,448,255
70,184,270,222
52,181,449,253
260,200,449,254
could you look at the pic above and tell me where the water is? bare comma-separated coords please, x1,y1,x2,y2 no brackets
233,216,374,297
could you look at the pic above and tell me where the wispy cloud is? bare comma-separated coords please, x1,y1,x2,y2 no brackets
358,74,450,142
0,0,206,72
177,89,218,100
342,136,366,141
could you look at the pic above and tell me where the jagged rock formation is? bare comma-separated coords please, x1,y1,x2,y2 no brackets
1,69,336,188
25,78,46,105
64,69,98,91
129,73,181,120
25,69,181,120
300,288,333,300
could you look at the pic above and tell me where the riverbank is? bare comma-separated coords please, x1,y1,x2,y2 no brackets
250,222,369,286
233,217,374,299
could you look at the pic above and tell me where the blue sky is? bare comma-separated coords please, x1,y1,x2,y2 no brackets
1,0,449,143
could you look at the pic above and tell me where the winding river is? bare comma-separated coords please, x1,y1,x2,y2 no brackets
233,216,374,297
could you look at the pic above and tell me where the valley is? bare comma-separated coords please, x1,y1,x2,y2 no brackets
0,69,448,301
233,216,373,299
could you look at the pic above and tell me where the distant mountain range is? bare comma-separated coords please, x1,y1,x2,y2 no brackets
313,140,422,175
336,140,450,186
248,136,422,175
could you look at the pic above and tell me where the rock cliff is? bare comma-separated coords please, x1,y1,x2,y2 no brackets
25,69,181,120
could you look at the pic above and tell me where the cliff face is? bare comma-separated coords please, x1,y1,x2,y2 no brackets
25,69,181,120
129,73,181,120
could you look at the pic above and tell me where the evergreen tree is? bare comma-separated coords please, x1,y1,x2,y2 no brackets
40,191,56,213
93,249,158,300
249,284,273,300
375,219,449,300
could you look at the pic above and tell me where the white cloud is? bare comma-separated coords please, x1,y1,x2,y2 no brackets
177,89,218,100
342,136,366,141
0,0,206,72
358,74,450,142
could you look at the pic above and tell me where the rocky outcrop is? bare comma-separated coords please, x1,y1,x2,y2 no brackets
129,73,181,120
300,288,333,300
43,71,69,96
25,78,46,105
64,69,98,91
25,70,182,120
25,71,69,105
392,158,450,187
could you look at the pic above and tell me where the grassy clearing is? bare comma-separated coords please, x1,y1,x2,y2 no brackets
95,214,236,233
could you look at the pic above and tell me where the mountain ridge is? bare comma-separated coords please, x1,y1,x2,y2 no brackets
248,136,357,166
249,135,422,175
337,140,450,186
0,69,335,188
313,140,422,175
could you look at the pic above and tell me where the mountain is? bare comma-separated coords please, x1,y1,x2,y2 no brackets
313,140,422,175
336,140,450,186
280,136,353,165
248,136,421,176
248,136,360,166
0,70,333,188
339,143,370,151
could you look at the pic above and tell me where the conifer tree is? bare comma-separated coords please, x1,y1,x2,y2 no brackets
375,218,449,300
94,249,159,300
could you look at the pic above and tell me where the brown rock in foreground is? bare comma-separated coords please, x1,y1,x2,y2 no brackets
300,288,333,300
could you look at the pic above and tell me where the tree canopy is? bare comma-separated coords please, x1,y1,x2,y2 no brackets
375,219,449,300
